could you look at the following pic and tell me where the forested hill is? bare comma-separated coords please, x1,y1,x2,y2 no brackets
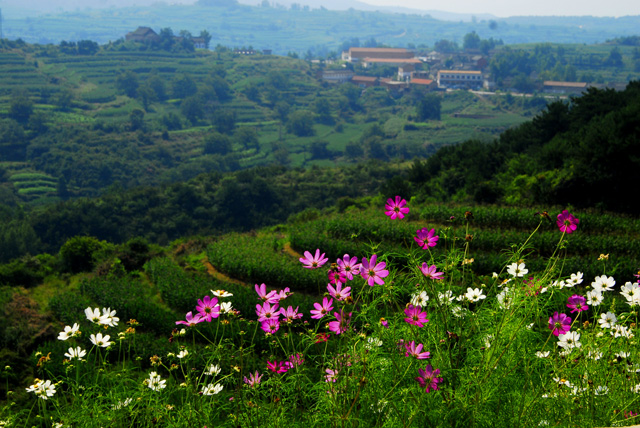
405,81,640,213
1,82,639,265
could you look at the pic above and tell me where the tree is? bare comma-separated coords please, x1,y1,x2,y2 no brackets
463,31,481,50
172,74,198,99
116,71,139,98
199,30,212,49
181,96,204,124
286,110,315,137
489,20,498,30
417,94,441,121
129,109,145,131
234,127,259,151
434,39,457,53
604,47,624,67
9,91,33,124
77,40,99,55
204,131,232,155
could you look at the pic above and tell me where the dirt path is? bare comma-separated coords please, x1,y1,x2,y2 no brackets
201,258,250,287
283,242,302,259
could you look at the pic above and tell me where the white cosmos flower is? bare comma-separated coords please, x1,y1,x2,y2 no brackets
587,350,602,360
64,347,86,360
465,287,486,303
557,331,581,350
211,289,233,298
437,290,455,304
90,333,112,348
496,287,512,309
177,349,189,359
566,272,583,286
586,290,603,306
58,323,81,341
598,312,617,329
201,383,223,395
552,377,573,388
591,275,615,292
611,325,634,339
594,385,609,395
410,291,429,307
112,397,133,410
620,282,640,307
85,307,106,324
26,379,56,400
100,307,119,327
507,262,528,278
147,371,166,391
535,351,550,358
365,337,383,349
219,302,233,314
205,364,221,376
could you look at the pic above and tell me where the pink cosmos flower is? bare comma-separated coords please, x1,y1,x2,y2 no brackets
420,263,443,280
288,353,304,368
299,249,328,269
360,254,389,286
380,318,389,328
385,196,409,220
176,311,204,327
328,270,347,285
557,210,579,234
276,287,291,301
310,297,334,319
549,312,572,337
325,368,337,382
327,282,351,301
261,318,280,334
337,254,360,280
196,296,220,322
415,365,442,393
279,306,303,323
255,283,279,304
328,310,352,335
404,305,429,327
404,341,431,359
566,294,589,313
256,302,280,322
414,228,439,249
315,333,330,343
244,371,263,387
266,360,290,374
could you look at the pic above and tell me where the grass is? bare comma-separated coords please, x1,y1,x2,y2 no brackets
3,204,640,427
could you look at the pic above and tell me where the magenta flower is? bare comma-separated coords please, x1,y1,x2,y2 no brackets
328,310,352,335
266,360,290,374
276,287,291,301
256,302,280,322
261,318,281,334
327,282,351,301
420,263,443,280
325,368,338,382
549,312,572,337
243,371,263,387
288,353,304,368
299,249,328,269
328,270,347,286
404,341,431,359
255,283,279,304
310,297,334,319
415,365,442,393
404,305,429,327
196,296,220,322
414,228,439,249
385,195,409,220
380,318,389,328
337,254,360,280
360,254,389,286
176,311,204,327
279,306,303,323
557,210,579,234
567,295,589,313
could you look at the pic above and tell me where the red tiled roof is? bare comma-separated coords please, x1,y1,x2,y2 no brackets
363,58,422,64
352,76,378,82
411,78,434,85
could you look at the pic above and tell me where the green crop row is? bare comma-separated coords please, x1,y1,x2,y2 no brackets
12,181,57,189
77,276,176,335
17,187,55,196
9,173,57,182
206,233,327,294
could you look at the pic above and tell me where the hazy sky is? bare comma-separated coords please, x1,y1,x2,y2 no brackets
363,0,639,17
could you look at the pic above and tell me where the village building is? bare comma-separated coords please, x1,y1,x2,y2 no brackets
350,75,378,88
437,70,483,89
320,69,354,84
410,78,437,91
125,27,161,43
342,47,415,63
543,81,589,94
192,37,207,49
